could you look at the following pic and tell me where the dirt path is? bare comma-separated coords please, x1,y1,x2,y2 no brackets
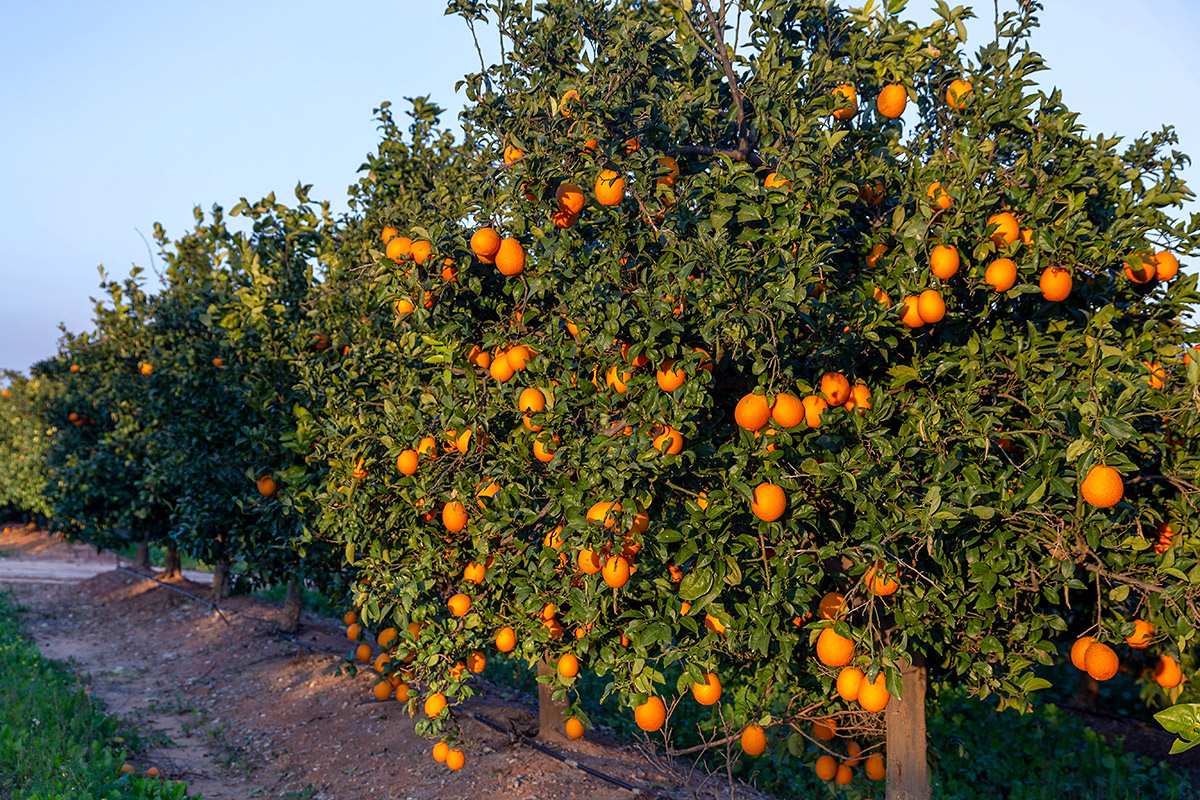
0,525,750,800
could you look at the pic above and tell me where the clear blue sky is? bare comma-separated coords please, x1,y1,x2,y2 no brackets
2,1,1197,373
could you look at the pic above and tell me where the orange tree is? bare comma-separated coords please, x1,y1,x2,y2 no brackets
0,370,55,521
304,1,1200,796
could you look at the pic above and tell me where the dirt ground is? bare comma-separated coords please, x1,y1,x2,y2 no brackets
0,524,763,800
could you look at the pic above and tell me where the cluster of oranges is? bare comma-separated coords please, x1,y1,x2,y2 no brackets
1070,620,1184,689
812,717,887,784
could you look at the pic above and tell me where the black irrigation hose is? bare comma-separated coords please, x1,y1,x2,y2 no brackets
470,711,640,793
114,565,231,625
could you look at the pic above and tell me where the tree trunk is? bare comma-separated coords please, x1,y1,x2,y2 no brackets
1073,673,1099,710
210,559,229,602
160,547,181,579
886,655,931,800
536,658,569,742
279,575,303,633
133,531,151,570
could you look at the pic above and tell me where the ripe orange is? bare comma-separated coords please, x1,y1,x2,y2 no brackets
490,352,516,382
558,653,580,678
373,680,393,701
802,395,828,428
931,244,960,279
496,626,516,653
985,258,1017,291
1124,255,1155,284
656,155,681,187
1040,266,1072,301
866,243,887,269
120,764,135,774
533,434,559,463
845,383,871,413
343,610,358,626
900,296,925,328
815,755,838,781
385,236,411,262
556,181,585,215
395,683,410,701
926,181,952,209
506,345,534,371
831,83,858,121
691,672,722,705
377,627,399,649
393,298,415,318
495,238,526,276
865,753,886,780
771,393,803,427
820,373,851,405
578,548,602,574
873,286,892,307
140,362,154,376
463,562,487,584
817,628,855,667
424,693,448,719
346,622,362,641
503,144,525,165
946,78,973,109
740,725,767,756
652,425,684,455
565,718,585,739
813,717,837,740
603,555,631,588
445,748,465,771
1144,361,1165,390
1070,635,1097,669
1154,250,1180,281
865,563,899,596
1084,642,1119,681
354,642,372,662
837,666,865,702
560,89,579,116
634,696,666,731
145,767,160,778
605,365,631,394
764,172,792,190
656,360,686,392
819,592,846,620
447,593,471,617
595,169,625,206
857,672,890,712
835,763,853,785
471,228,501,259
442,501,467,532
704,613,726,635
256,475,277,497
1125,619,1154,649
433,741,449,762
987,212,1020,247
735,394,772,431
1081,465,1123,508
751,483,786,522
1155,655,1183,688
396,449,419,475
876,84,907,118
588,501,622,528
917,290,946,323
410,240,431,265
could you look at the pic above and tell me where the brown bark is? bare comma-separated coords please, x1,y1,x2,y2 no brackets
885,655,931,800
535,658,569,742
160,547,181,579
279,575,303,633
1073,673,1100,710
210,559,229,602
133,531,151,570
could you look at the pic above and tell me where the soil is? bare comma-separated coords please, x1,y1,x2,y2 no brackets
0,524,766,800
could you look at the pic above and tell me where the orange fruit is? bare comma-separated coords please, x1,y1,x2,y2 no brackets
393,298,415,318
771,393,803,427
560,89,579,116
373,680,393,701
355,643,372,662
503,145,524,165
447,593,471,617
819,592,846,620
735,394,772,431
634,696,666,731
463,562,487,584
490,353,516,382
815,755,838,781
831,83,857,121
802,395,828,428
820,373,851,405
385,236,412,262
605,365,631,394
578,548,602,574
495,626,516,653
845,383,872,414
445,748,465,771
396,449,419,476
926,181,952,209
656,360,686,392
603,555,631,588
565,718,585,739
256,475,277,497
595,169,625,206
704,613,726,635
691,672,722,705
873,286,892,307
410,240,431,265
441,257,457,281
442,501,467,532
471,228,501,259
1125,619,1154,649
556,181,585,215
1081,465,1123,508
145,767,160,778
866,242,887,269
532,434,559,463
877,84,907,118
417,436,437,457
764,172,792,190
1084,642,1119,681
346,623,362,641
433,741,449,762
817,628,855,667
343,610,358,625
857,672,890,712
837,666,865,702
985,258,1017,291
652,426,684,455
587,501,622,528
865,753,886,780
656,155,681,186
835,764,853,785
813,717,836,740
1155,655,1183,688
740,725,767,756
931,244,960,279
1154,250,1180,281
987,212,1020,247
1144,361,1166,390
495,238,526,276
120,764,135,774
1124,255,1155,283
865,563,899,596
1040,266,1072,301
946,78,973,109
917,290,945,323
558,653,580,678
424,692,447,717
506,345,534,371
377,627,399,649
751,483,786,522
900,296,925,328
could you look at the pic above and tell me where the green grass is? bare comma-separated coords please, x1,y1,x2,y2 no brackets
0,591,200,800
484,653,1194,800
